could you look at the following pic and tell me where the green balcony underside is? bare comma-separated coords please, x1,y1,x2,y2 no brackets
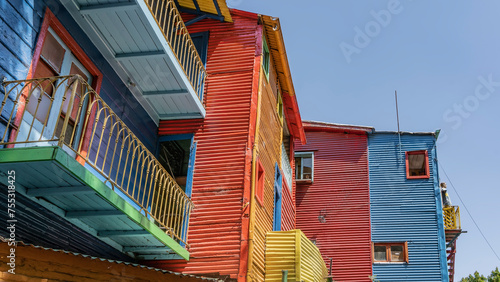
0,146,189,261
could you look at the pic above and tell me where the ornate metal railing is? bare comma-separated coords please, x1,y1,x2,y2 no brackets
443,206,461,230
1,75,194,245
145,0,207,100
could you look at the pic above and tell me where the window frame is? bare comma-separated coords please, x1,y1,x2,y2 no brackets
372,242,409,263
10,8,103,162
255,159,265,206
405,150,430,179
262,35,270,80
295,151,314,182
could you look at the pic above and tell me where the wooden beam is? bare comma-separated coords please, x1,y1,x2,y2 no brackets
66,210,125,218
80,2,137,15
115,51,165,61
143,90,189,96
26,186,93,197
98,230,150,237
123,246,172,252
135,254,183,260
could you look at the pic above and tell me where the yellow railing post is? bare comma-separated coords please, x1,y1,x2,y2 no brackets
144,0,207,101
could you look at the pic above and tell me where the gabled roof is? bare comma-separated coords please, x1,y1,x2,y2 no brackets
261,15,306,144
303,120,374,135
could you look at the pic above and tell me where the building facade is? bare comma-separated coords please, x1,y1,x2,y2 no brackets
295,121,461,282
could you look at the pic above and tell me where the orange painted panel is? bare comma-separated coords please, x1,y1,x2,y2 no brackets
150,11,260,280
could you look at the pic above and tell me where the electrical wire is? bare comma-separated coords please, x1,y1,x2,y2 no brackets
440,164,500,262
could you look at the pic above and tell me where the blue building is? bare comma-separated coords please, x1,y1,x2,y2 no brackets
0,0,231,279
368,131,462,282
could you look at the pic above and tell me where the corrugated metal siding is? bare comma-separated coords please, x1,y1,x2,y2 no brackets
265,230,328,281
299,232,329,282
253,66,283,281
295,130,372,281
0,184,132,261
281,179,295,231
150,12,259,279
368,133,446,281
0,1,157,150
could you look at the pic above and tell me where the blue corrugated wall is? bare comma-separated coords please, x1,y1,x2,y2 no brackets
0,0,157,151
368,133,447,282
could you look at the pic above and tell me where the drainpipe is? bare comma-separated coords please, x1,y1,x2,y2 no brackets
246,70,264,281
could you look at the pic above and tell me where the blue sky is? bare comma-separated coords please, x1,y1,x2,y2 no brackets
229,0,500,279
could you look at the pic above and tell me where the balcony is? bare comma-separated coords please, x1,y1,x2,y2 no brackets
0,75,193,260
62,0,209,121
443,206,464,282
443,206,461,230
265,230,328,281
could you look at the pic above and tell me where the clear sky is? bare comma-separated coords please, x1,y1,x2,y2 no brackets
228,0,500,279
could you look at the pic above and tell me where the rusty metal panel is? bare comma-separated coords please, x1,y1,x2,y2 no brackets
150,11,259,279
295,123,372,281
265,230,328,281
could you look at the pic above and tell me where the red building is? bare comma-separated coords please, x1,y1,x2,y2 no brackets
152,9,306,281
294,121,373,281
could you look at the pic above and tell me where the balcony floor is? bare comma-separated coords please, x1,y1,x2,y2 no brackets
0,146,188,261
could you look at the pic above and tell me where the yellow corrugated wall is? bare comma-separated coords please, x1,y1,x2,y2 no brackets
265,230,328,282
250,63,283,281
299,232,329,282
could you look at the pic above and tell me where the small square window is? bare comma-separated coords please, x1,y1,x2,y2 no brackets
295,152,313,182
373,242,408,263
255,159,265,206
405,150,430,179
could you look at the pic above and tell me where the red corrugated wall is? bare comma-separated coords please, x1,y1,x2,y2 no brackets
294,129,372,281
149,11,260,280
281,142,296,231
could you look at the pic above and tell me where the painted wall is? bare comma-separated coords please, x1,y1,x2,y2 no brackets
152,10,261,280
252,63,284,281
0,0,157,151
295,128,373,281
368,133,447,281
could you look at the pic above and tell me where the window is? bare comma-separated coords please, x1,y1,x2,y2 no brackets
295,152,314,182
405,150,429,179
373,242,408,263
277,90,283,124
262,36,270,79
158,135,195,193
255,159,265,206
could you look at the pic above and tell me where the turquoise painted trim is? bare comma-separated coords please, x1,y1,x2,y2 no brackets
433,144,449,281
0,147,189,260
158,133,194,142
180,140,197,245
273,163,283,231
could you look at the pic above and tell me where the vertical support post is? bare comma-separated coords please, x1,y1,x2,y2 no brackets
59,76,79,147
281,270,288,282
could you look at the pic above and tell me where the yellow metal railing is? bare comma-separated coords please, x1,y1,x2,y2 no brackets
265,230,328,281
1,75,194,245
443,206,461,230
145,0,207,100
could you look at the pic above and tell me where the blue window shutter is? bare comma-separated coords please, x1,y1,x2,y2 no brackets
273,163,283,231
